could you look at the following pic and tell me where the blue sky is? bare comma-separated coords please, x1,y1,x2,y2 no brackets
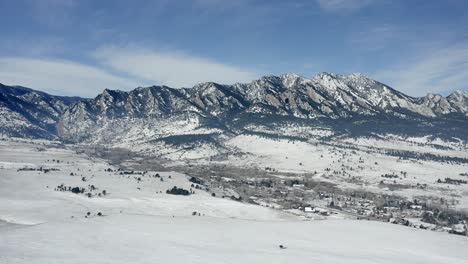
0,0,467,97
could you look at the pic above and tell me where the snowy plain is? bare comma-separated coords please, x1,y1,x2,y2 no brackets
222,135,468,210
1,139,467,264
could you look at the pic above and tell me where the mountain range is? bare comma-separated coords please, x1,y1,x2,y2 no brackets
1,73,467,143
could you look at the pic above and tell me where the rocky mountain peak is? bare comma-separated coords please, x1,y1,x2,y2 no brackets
1,73,467,142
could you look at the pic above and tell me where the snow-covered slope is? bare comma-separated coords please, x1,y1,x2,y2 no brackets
0,83,81,139
1,140,467,264
3,215,468,264
57,86,209,142
1,73,467,143
54,73,468,144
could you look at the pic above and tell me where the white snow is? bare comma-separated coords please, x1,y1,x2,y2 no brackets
1,140,468,264
2,215,468,264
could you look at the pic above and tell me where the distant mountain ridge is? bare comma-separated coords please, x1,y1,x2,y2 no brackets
1,73,467,142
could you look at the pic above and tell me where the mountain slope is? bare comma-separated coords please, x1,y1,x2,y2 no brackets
57,73,468,144
1,73,467,142
0,83,81,139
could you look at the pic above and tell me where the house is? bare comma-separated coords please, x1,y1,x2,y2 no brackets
313,207,330,216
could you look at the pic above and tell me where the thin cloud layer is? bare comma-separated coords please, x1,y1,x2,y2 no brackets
316,0,376,12
374,44,468,96
93,46,258,88
0,46,259,98
0,57,138,97
1,1,466,97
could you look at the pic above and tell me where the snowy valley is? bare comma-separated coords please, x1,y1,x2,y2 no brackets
1,73,468,263
1,139,467,264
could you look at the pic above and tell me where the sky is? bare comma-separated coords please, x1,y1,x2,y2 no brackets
0,0,467,97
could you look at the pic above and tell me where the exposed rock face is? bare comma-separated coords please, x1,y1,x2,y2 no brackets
0,83,81,139
1,73,467,142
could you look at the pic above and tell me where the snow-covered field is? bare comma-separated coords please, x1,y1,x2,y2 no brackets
0,140,289,224
3,215,468,264
1,139,468,263
222,135,468,210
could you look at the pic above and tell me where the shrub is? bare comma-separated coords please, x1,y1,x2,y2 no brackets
166,186,190,196
189,177,203,185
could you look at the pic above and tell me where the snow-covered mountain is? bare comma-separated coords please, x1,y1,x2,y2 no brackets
1,73,467,142
0,83,81,139
58,73,468,143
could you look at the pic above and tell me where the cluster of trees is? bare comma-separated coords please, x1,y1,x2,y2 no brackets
189,177,203,185
437,178,467,185
17,167,59,173
55,184,107,197
85,211,103,218
119,170,147,175
381,173,399,179
166,186,190,196
71,186,85,194
421,208,467,226
191,183,202,190
86,189,107,198
283,179,302,187
388,149,468,164
54,184,83,193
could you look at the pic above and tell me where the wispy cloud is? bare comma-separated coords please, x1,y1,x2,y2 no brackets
349,24,401,51
374,43,468,96
0,57,138,97
93,45,259,87
0,45,259,97
316,0,376,12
